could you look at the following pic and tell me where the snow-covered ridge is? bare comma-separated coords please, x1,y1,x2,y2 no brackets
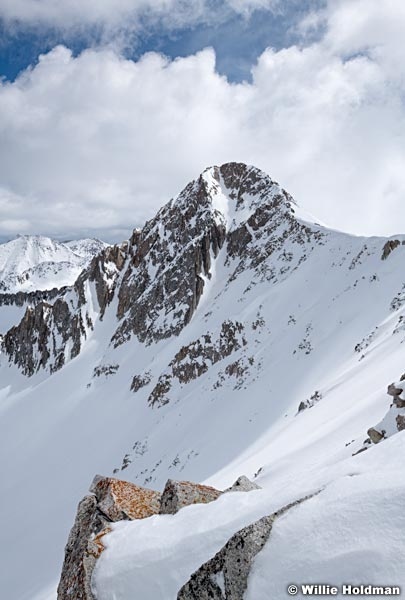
0,235,108,294
1,163,405,600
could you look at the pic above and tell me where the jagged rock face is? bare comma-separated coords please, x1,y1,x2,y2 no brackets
178,515,274,600
0,287,65,308
77,244,128,318
112,177,227,347
160,479,222,515
177,494,314,600
1,243,128,376
2,299,86,376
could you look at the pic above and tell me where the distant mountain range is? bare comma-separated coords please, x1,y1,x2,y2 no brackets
0,234,108,294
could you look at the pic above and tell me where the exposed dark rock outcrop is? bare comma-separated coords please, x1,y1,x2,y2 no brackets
1,242,128,376
112,174,227,347
2,299,87,376
358,379,405,453
147,320,247,407
0,287,67,308
177,494,315,600
381,239,402,260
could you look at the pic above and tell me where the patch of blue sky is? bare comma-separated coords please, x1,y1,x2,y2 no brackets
0,0,324,83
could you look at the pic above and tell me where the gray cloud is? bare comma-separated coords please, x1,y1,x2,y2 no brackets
0,0,404,241
0,0,280,31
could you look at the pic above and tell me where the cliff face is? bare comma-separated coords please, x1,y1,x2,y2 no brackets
1,243,128,375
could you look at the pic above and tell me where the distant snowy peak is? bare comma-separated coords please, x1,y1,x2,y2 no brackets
64,238,109,261
0,235,108,293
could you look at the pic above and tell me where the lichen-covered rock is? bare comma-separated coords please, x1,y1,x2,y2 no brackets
58,476,161,600
160,479,222,515
177,495,314,600
226,476,261,493
90,474,161,521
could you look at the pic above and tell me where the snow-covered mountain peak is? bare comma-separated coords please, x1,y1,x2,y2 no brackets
172,162,296,233
2,164,405,600
0,235,108,294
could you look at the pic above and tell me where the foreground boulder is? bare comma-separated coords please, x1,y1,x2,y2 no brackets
57,495,105,600
90,474,161,520
57,476,162,600
58,474,260,600
160,479,223,514
177,494,315,600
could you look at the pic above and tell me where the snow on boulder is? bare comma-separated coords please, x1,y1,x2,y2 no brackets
225,476,261,493
160,479,223,515
366,379,405,446
177,494,315,600
58,476,162,600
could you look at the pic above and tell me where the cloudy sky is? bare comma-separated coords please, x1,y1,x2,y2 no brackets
0,0,404,243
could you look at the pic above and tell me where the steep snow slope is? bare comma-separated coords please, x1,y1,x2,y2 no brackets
0,235,107,293
0,163,405,600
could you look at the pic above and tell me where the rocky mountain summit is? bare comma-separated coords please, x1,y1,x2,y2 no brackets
2,163,405,600
0,163,323,377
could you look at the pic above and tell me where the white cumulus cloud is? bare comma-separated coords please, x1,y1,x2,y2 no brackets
0,0,404,241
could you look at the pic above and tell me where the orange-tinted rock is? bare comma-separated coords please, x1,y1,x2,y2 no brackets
90,474,162,521
58,477,161,600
